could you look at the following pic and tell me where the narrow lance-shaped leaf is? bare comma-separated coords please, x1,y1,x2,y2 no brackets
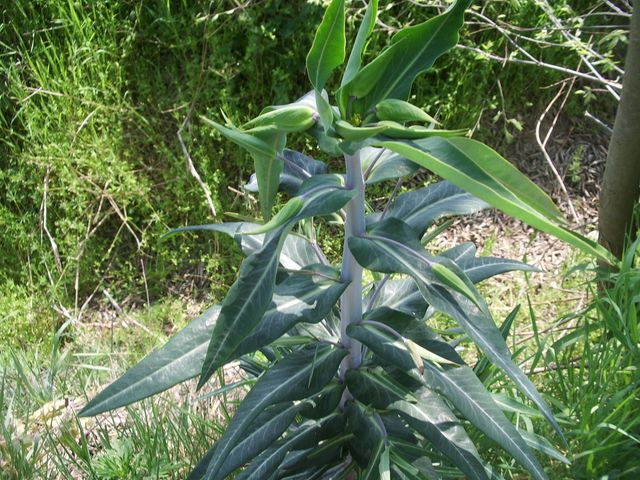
375,99,439,125
346,368,416,409
425,366,549,480
243,105,316,133
242,197,304,235
379,444,391,480
339,0,378,114
189,402,301,480
348,218,565,442
79,305,220,417
343,0,470,114
202,344,347,479
252,126,287,220
360,147,420,185
366,181,489,236
345,400,384,467
362,439,386,480
214,402,303,479
167,221,325,271
379,136,616,265
363,306,465,365
237,415,341,480
376,121,466,140
200,116,284,220
233,264,348,356
81,260,346,417
391,389,489,480
306,0,345,91
455,256,540,284
201,116,275,158
198,226,289,388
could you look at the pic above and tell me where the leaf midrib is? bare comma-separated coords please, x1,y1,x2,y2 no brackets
200,239,281,382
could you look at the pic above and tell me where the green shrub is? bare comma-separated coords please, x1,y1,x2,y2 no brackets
0,282,52,351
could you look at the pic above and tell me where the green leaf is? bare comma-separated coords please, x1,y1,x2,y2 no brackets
439,243,539,284
343,0,470,114
198,182,354,387
390,448,437,480
233,265,348,356
200,116,284,220
519,429,570,465
315,89,336,132
361,147,420,185
364,307,464,365
214,402,302,479
379,444,391,480
198,226,289,388
169,222,321,270
456,256,539,283
377,121,466,139
431,263,484,310
242,197,304,235
345,401,384,466
335,120,389,141
79,305,221,417
375,99,439,125
424,367,549,480
346,368,416,409
367,181,489,236
378,136,616,265
339,0,378,114
202,344,347,479
299,382,345,420
362,438,386,480
440,242,477,262
251,126,287,220
391,390,489,480
201,116,276,158
346,323,415,374
266,149,328,195
366,278,428,319
81,263,348,418
235,420,327,480
349,218,564,442
243,105,316,132
306,0,345,91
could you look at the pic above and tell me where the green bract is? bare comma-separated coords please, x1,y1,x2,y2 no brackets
83,1,615,478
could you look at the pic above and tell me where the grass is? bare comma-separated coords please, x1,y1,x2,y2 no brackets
0,301,245,480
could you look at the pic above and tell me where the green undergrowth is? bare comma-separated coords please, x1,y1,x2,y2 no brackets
0,301,237,480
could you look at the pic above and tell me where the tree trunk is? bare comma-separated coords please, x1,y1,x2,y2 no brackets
599,2,640,260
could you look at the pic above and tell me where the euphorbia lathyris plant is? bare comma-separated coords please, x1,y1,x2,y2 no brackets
82,1,616,478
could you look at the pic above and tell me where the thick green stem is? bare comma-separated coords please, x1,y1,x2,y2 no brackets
340,151,365,374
